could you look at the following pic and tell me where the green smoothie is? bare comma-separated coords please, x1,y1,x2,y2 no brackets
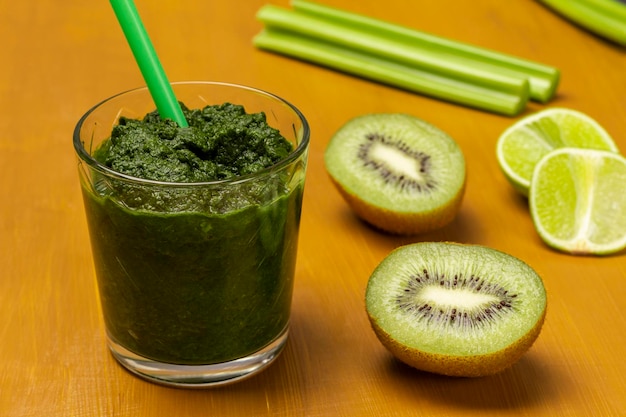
81,102,304,365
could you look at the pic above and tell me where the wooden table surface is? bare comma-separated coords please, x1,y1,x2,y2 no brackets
1,0,625,415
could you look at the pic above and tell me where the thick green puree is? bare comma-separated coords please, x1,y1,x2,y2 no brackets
98,102,293,183
82,103,303,365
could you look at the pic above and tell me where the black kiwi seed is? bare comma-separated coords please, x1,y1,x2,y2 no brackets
357,133,437,193
394,269,518,330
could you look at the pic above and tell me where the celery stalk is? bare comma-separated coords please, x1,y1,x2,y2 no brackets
257,5,529,100
253,28,529,116
291,0,560,102
580,0,626,20
537,0,626,46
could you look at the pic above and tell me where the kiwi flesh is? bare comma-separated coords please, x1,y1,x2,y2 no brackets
324,113,466,234
366,242,547,377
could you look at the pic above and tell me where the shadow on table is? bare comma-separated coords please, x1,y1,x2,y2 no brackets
341,201,489,252
383,352,561,410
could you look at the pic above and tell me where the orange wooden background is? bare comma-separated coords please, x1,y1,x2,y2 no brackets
1,0,625,415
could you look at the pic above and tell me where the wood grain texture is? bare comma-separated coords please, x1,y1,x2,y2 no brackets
1,0,625,415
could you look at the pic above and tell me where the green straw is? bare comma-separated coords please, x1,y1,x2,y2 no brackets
109,0,188,127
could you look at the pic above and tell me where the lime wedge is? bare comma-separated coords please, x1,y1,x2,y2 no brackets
529,148,626,255
496,108,619,195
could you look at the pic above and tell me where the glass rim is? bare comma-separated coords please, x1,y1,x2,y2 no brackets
73,81,310,187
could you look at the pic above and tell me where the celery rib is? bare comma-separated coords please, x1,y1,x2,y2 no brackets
257,5,529,99
537,0,626,46
581,0,626,20
253,28,529,116
291,0,560,102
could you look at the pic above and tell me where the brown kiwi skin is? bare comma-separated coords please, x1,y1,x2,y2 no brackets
328,174,466,235
368,296,546,377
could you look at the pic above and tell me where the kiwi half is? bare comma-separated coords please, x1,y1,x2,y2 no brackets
324,113,466,234
366,242,547,377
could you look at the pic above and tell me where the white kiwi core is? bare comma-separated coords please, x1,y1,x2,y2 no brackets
419,286,500,309
369,141,424,182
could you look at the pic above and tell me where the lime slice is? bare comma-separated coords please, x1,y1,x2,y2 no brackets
529,148,626,255
496,108,619,195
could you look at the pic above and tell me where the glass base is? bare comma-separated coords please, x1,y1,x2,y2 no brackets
107,327,289,388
